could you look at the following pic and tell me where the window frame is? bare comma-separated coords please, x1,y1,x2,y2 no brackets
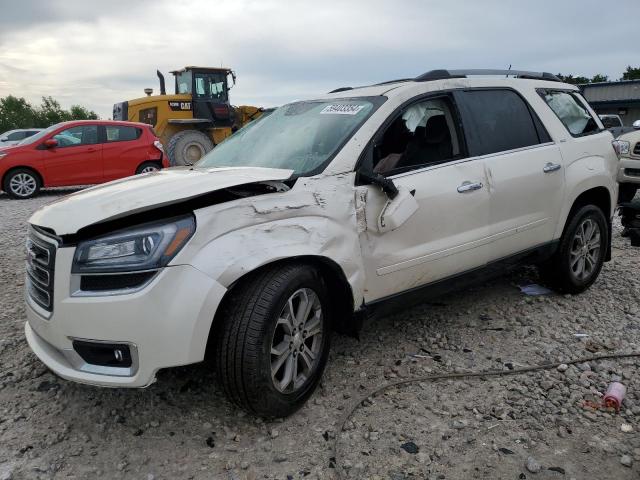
99,125,143,143
51,125,99,149
356,91,470,180
453,87,552,158
537,88,604,138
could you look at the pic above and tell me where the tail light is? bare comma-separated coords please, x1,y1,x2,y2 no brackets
153,139,164,152
612,139,630,157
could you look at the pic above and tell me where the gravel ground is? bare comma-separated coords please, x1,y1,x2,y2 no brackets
0,189,639,480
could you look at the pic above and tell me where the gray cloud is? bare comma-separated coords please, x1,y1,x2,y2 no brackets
0,0,638,118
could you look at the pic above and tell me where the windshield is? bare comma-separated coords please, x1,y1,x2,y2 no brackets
197,99,376,176
18,124,60,145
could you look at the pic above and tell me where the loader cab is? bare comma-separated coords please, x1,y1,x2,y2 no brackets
170,67,236,126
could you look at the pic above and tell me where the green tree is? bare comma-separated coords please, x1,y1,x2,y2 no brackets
621,66,640,81
591,74,609,83
69,105,98,120
556,73,591,85
34,96,70,126
0,95,99,132
0,95,38,133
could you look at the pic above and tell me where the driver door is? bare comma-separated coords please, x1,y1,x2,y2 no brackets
357,94,491,302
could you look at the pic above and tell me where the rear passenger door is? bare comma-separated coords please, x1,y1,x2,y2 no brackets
454,89,565,260
101,125,144,181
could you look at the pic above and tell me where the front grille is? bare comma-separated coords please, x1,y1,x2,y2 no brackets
26,228,57,312
634,143,640,155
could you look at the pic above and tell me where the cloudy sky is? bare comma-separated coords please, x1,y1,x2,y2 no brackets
0,0,638,118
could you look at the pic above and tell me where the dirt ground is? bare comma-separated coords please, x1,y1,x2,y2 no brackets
0,189,639,480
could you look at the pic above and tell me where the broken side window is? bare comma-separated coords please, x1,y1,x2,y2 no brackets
373,96,463,175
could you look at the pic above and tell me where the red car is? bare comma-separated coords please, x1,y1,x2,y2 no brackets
0,120,167,199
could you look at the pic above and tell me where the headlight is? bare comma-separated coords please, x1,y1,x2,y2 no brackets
0,152,7,159
612,140,630,156
72,215,195,273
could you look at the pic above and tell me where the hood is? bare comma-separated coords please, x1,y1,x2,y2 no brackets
29,166,294,235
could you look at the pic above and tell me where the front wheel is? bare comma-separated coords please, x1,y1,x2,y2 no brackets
215,264,331,417
3,168,41,199
540,205,608,294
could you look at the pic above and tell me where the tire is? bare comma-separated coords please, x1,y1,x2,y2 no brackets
215,263,332,417
167,130,214,166
540,205,608,294
618,184,638,204
3,168,41,199
135,161,161,175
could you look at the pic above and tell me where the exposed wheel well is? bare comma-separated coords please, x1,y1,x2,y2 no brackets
205,256,357,360
2,166,44,190
565,187,613,260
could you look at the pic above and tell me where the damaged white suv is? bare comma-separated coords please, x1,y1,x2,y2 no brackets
25,69,618,417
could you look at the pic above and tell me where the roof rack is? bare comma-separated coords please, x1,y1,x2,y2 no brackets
414,69,561,82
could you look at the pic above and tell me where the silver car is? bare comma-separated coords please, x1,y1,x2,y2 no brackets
0,128,44,146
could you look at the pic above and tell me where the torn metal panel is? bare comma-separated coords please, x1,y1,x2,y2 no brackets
180,172,366,306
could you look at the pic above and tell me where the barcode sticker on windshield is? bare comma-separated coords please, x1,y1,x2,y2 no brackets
320,104,364,115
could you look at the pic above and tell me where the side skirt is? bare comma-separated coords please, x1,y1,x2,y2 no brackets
355,240,559,323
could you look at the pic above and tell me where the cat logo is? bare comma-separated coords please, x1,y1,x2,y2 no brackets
168,101,191,111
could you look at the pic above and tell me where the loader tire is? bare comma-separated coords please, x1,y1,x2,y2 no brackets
167,130,214,166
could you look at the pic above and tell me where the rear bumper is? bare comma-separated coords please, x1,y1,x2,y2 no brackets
25,255,227,388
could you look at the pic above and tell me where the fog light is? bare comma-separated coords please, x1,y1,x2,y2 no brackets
72,340,133,368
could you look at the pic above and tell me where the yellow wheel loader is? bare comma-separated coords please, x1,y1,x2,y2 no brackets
113,67,264,166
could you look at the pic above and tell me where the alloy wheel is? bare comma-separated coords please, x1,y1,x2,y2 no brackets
9,173,37,197
270,288,323,393
569,217,601,281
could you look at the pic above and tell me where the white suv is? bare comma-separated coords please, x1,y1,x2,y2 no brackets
613,127,640,202
24,69,618,417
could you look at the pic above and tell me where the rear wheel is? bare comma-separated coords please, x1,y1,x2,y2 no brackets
135,161,161,174
618,184,638,203
167,130,214,166
3,168,41,199
540,205,608,294
215,264,331,417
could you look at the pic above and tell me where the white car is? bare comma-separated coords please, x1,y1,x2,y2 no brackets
0,128,44,146
24,69,618,417
612,125,640,202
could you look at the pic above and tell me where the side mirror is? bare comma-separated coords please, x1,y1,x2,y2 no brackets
377,186,419,233
633,120,640,130
43,138,58,148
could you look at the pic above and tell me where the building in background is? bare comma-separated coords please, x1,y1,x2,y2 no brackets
581,80,640,126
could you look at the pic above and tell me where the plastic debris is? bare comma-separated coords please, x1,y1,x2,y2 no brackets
621,423,633,433
519,284,553,296
603,382,627,411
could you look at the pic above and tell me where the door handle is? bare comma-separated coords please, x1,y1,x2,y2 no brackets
457,181,483,193
543,162,562,173
87,147,96,152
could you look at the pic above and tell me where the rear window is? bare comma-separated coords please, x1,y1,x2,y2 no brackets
456,89,546,157
106,125,142,142
540,90,600,136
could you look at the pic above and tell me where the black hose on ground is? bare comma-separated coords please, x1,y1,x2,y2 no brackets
332,351,640,479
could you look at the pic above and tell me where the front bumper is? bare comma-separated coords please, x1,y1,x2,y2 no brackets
25,249,226,388
618,156,640,184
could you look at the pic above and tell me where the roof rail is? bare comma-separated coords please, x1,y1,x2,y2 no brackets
328,87,353,93
415,69,561,82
